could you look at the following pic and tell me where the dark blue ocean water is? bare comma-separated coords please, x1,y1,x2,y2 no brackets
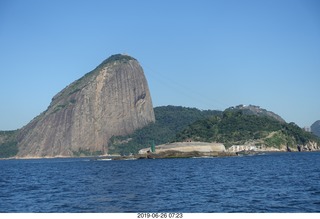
0,152,320,213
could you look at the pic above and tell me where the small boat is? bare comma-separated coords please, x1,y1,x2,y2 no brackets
96,158,112,161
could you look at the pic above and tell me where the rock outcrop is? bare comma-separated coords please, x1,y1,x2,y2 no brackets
17,54,155,157
226,104,286,123
139,142,226,154
311,120,320,137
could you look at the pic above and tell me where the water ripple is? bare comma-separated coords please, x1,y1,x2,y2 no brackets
0,153,320,212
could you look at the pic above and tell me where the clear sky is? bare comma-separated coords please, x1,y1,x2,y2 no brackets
0,0,319,130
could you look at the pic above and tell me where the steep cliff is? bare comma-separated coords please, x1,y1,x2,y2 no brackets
16,54,155,157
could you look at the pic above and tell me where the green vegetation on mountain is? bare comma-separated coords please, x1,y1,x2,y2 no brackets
108,106,222,155
100,54,136,65
225,104,285,123
175,109,320,149
0,130,18,158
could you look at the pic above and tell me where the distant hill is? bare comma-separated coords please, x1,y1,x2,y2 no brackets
108,106,222,155
225,104,285,123
175,109,320,151
108,104,317,155
311,120,320,137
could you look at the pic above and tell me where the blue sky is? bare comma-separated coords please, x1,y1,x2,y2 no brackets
0,0,319,130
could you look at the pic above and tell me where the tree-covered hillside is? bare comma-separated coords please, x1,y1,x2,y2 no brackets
175,110,320,149
0,130,18,158
108,106,222,155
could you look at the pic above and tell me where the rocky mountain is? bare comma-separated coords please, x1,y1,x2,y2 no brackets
311,120,320,137
16,54,155,157
225,104,285,123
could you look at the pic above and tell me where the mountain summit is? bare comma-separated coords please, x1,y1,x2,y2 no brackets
225,104,285,123
17,54,155,157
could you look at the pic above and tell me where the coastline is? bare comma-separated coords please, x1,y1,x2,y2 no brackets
2,150,320,161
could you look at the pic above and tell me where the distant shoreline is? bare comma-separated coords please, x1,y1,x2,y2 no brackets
2,150,320,161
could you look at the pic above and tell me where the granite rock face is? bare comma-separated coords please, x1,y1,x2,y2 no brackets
17,54,155,157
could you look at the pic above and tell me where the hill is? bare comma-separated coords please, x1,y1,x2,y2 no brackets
225,104,285,123
108,106,222,155
311,120,320,137
175,109,320,151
